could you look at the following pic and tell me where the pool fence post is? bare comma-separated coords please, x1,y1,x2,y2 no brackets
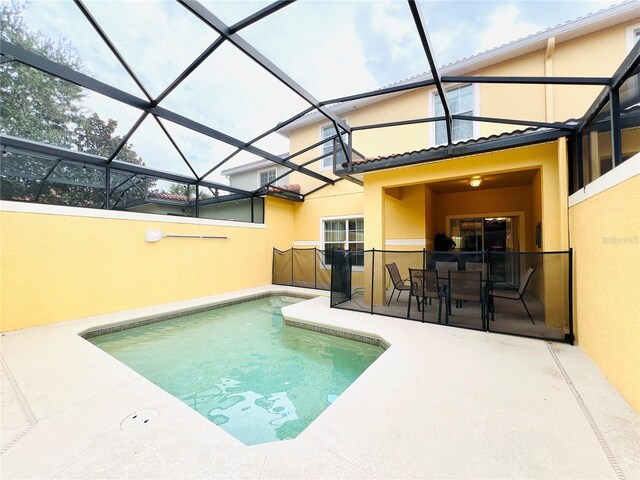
105,164,111,209
422,248,426,324
568,248,574,345
195,184,199,218
370,248,375,315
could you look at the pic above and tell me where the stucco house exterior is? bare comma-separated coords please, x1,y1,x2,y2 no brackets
274,2,639,410
221,156,291,191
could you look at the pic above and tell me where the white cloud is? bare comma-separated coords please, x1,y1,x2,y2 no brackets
477,5,542,52
430,24,470,65
239,1,377,100
371,1,426,72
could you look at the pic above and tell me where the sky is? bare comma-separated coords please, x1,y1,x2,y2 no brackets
17,0,626,184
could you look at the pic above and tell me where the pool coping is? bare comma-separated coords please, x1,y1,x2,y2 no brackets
80,291,316,339
79,289,391,350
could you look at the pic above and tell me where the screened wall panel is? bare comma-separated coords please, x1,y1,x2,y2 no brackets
620,70,640,161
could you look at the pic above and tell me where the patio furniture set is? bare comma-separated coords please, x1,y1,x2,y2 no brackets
385,262,536,327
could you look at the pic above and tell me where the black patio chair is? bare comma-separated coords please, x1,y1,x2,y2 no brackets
407,269,447,323
385,262,410,306
465,261,488,280
490,267,536,324
448,270,487,328
436,261,458,312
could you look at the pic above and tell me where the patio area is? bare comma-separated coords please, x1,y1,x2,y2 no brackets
1,287,638,479
338,288,565,341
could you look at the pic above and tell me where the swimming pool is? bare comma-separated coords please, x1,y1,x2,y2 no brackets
88,295,383,445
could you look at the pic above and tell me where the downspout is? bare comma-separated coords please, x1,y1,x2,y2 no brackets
545,37,556,122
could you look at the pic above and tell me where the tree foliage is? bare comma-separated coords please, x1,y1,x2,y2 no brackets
73,113,142,163
0,0,145,205
0,1,85,147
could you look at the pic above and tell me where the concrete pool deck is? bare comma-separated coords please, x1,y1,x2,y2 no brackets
1,286,638,479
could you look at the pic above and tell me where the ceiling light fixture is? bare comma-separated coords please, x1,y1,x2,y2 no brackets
469,176,483,188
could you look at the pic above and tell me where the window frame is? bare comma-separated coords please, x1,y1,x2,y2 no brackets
429,83,480,147
318,117,348,172
626,23,640,52
319,214,364,270
257,167,277,188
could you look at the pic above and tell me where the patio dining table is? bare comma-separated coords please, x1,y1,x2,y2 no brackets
435,270,501,329
406,266,503,326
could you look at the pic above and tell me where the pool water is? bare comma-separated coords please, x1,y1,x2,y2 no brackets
89,296,383,445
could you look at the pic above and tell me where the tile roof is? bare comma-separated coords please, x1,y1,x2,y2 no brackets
266,184,300,194
148,192,190,202
342,125,572,168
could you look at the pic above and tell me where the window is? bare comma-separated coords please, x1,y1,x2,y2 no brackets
258,168,276,187
322,217,364,267
320,123,347,170
434,84,474,145
627,24,640,52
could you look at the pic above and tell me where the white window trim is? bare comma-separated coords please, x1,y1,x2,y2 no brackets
626,23,640,52
429,82,480,147
319,214,364,271
257,167,277,188
318,116,348,172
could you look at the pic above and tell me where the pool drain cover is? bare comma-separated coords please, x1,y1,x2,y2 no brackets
120,409,159,431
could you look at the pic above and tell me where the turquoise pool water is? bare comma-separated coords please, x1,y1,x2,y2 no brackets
89,296,383,445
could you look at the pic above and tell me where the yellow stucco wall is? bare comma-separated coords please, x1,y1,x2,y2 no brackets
292,180,363,243
0,197,295,332
531,169,543,251
552,20,637,121
474,51,547,134
569,174,640,412
384,184,427,249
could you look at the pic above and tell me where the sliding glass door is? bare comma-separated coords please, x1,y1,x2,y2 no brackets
449,216,520,282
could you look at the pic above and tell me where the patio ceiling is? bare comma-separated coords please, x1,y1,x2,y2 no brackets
0,0,638,206
426,169,539,194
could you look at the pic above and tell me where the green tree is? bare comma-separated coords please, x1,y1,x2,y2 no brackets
168,183,214,200
0,0,83,146
0,0,145,206
73,113,142,163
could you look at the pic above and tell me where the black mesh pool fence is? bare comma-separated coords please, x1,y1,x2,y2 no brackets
272,247,332,291
327,248,573,344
